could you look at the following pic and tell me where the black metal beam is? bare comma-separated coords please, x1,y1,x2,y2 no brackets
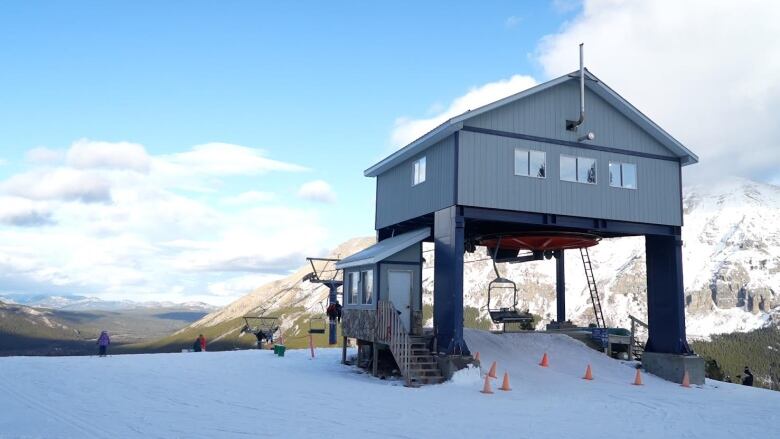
460,206,679,237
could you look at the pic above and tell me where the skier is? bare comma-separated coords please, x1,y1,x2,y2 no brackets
199,334,207,352
326,301,343,323
742,367,754,386
192,337,202,352
97,330,110,357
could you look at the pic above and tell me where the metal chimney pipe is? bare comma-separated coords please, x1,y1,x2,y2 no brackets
566,43,585,131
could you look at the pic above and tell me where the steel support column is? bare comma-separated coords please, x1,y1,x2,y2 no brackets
644,235,691,354
433,206,469,355
555,250,565,322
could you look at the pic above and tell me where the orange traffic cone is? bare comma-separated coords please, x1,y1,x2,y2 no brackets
583,364,593,380
499,372,512,391
681,370,691,388
480,374,494,394
488,361,498,378
633,369,643,386
474,351,480,362
539,352,549,367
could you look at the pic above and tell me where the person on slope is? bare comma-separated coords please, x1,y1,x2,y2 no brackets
193,336,202,352
326,301,342,323
742,367,754,386
199,334,207,352
97,330,110,357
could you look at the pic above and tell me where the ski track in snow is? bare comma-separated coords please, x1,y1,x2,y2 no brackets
1,329,778,439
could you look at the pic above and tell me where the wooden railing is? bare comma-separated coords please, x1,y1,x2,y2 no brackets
628,314,648,361
376,300,411,386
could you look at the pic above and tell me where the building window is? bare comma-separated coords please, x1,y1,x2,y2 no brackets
609,161,637,189
361,270,374,304
561,155,597,184
412,156,426,186
348,272,359,304
514,148,546,178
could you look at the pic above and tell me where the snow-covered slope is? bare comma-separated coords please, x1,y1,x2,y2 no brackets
0,330,776,438
185,177,779,341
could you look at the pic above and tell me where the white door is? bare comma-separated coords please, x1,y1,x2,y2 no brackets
387,270,413,332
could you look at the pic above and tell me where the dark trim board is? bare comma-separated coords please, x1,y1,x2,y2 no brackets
378,260,423,267
461,126,681,163
461,206,679,237
376,205,680,239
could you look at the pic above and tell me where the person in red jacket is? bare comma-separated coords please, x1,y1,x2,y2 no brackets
199,334,207,352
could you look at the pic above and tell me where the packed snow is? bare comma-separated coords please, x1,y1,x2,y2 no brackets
1,329,777,438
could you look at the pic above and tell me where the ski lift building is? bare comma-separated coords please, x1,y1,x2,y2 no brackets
339,68,703,384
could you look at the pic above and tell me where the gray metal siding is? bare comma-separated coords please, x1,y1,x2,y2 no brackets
375,135,455,229
467,79,675,158
458,130,682,226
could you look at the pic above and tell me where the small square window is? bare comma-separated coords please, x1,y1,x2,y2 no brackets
514,149,529,176
622,163,637,189
609,162,620,187
609,161,637,189
412,157,426,186
515,148,546,178
348,272,359,304
560,155,577,182
578,157,597,184
530,150,546,178
361,270,373,304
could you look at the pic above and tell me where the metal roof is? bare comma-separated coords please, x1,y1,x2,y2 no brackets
364,70,698,177
335,227,429,269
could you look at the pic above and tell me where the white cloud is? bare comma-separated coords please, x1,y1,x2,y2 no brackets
26,147,64,164
505,16,522,29
0,168,112,203
66,139,151,173
157,143,307,177
535,0,780,183
297,180,336,203
0,197,53,226
391,75,538,147
206,274,284,298
221,191,276,206
0,140,328,305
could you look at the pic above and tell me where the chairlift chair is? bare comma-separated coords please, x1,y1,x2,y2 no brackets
308,316,326,334
486,236,534,331
241,316,280,347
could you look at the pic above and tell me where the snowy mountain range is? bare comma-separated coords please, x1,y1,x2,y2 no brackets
179,177,779,341
0,294,216,312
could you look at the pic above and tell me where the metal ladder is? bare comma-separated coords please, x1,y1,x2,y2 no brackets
580,248,606,329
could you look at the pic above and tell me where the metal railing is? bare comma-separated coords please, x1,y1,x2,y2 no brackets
376,300,411,386
628,314,648,361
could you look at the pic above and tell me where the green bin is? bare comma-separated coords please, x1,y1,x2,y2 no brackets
276,345,286,357
272,345,279,355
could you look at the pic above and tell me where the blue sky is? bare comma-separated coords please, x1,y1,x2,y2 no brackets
1,1,778,304
0,1,575,240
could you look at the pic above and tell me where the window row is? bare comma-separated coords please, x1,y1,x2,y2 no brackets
347,270,374,305
513,148,637,189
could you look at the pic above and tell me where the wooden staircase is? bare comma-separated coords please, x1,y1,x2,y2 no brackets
376,300,444,386
407,336,445,385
